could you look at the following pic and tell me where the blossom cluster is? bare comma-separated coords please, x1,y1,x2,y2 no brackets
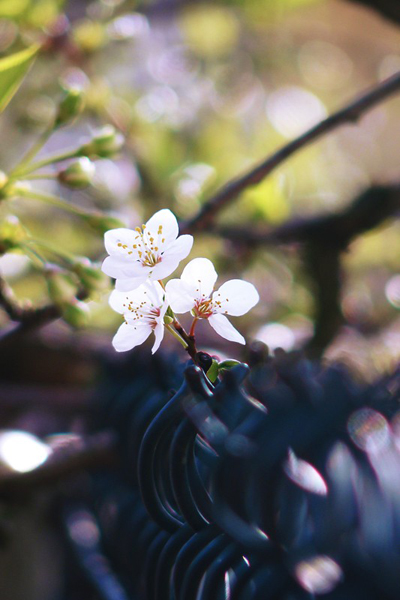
102,209,259,353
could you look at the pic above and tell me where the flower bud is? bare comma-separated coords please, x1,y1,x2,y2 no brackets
62,300,90,328
55,87,85,127
58,157,95,188
0,216,27,251
46,269,77,305
72,259,108,292
79,125,124,158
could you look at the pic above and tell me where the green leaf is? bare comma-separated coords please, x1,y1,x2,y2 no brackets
206,359,219,383
218,359,242,370
0,44,39,114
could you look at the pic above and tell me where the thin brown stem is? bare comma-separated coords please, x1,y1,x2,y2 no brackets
189,317,198,338
173,320,199,364
182,71,400,233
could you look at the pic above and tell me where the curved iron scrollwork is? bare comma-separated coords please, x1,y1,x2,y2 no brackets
69,351,400,599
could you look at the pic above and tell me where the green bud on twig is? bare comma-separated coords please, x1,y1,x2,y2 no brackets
46,268,77,305
0,216,28,251
62,300,90,328
55,87,85,128
72,259,108,292
79,125,124,158
58,157,95,188
163,315,174,325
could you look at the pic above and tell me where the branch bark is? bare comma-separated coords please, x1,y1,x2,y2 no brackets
210,185,400,357
182,72,400,234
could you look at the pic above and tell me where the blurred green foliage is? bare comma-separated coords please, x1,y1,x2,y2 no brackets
0,45,38,113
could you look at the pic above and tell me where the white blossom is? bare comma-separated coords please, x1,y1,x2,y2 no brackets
102,209,193,291
109,281,167,353
165,257,259,344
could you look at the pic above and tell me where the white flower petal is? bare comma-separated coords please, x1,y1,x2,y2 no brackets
102,255,145,279
213,280,259,316
151,321,165,354
109,289,127,314
109,281,159,313
112,321,152,352
181,258,218,298
144,280,165,306
150,256,183,281
104,228,137,256
208,313,245,344
164,234,193,258
165,279,195,313
145,209,178,243
115,275,148,291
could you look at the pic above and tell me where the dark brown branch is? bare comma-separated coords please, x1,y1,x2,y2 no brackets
346,0,400,24
0,431,116,499
182,72,400,234
0,280,90,347
210,186,400,249
0,277,59,324
210,185,400,357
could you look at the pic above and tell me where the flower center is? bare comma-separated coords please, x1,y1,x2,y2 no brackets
117,222,167,269
124,298,161,329
194,298,214,319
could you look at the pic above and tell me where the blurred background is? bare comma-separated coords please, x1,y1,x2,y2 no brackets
0,0,400,597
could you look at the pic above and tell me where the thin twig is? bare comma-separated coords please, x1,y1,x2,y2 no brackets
182,71,400,233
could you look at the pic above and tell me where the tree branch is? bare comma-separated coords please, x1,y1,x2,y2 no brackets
210,185,400,357
182,72,400,234
0,278,90,347
210,185,400,248
346,0,400,25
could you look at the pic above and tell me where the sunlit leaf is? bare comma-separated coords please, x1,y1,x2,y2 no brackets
0,44,39,114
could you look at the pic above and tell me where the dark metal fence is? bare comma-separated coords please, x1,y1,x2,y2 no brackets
63,348,400,599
